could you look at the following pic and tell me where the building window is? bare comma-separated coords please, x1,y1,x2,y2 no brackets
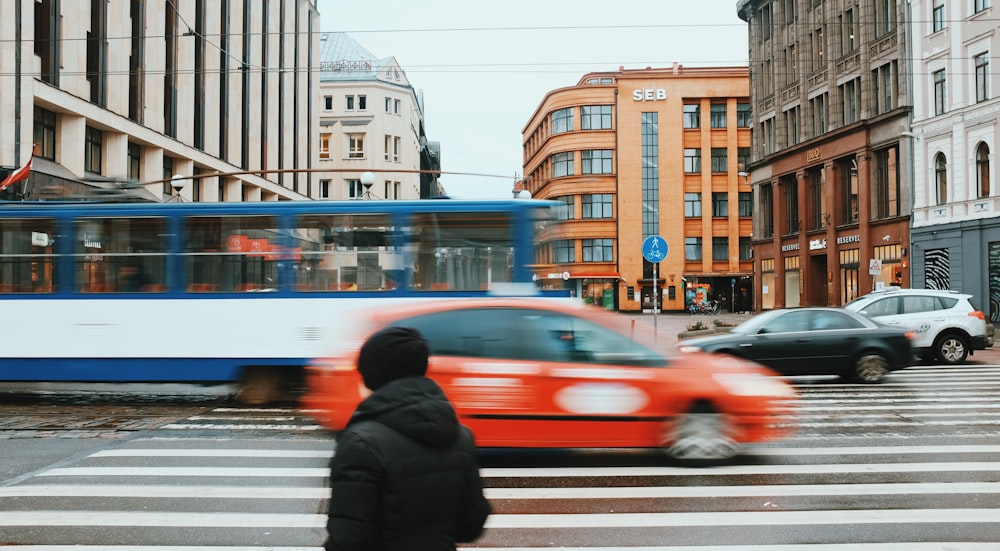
683,103,700,129
552,152,574,177
712,192,728,217
642,112,659,239
384,181,400,200
739,237,752,261
932,1,945,32
872,62,890,115
684,148,702,173
807,167,824,230
685,192,702,217
324,95,332,110
710,148,728,173
710,103,727,128
348,134,365,159
739,191,753,217
738,147,751,172
581,150,612,174
581,105,612,130
841,7,857,54
84,126,102,174
384,96,392,113
32,105,56,160
932,69,947,115
840,157,859,224
348,179,362,199
384,135,400,162
784,106,799,145
162,156,173,197
782,175,799,234
582,239,613,262
582,194,613,219
685,237,703,261
554,239,575,263
935,153,948,205
975,52,989,103
319,179,330,199
319,133,331,159
346,95,354,110
977,143,991,198
552,107,573,134
762,117,775,155
554,196,574,220
759,3,772,41
975,0,989,13
874,145,900,219
810,93,827,136
784,44,797,85
712,237,729,261
127,142,140,181
841,78,858,124
877,0,897,36
761,183,774,238
737,102,751,127
811,26,825,71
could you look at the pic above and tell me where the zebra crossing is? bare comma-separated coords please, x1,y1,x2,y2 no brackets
1,365,999,549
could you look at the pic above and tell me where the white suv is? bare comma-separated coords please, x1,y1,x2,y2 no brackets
843,288,988,365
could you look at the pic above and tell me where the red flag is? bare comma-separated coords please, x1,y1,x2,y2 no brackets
0,157,33,192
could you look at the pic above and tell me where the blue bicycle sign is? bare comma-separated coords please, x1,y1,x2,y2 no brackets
641,235,668,263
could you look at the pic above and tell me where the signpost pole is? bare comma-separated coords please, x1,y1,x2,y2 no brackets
653,261,658,338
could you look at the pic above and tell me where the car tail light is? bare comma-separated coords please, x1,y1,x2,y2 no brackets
904,331,917,340
970,311,986,320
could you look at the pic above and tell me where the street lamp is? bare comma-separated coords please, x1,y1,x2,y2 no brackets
169,173,188,202
360,171,376,200
738,171,750,186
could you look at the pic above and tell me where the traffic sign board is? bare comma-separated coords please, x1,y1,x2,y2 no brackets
869,258,883,275
642,235,668,263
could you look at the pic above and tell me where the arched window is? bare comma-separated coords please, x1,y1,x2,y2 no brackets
976,142,991,198
935,153,948,205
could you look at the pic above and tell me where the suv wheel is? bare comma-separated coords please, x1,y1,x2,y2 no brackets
934,333,969,364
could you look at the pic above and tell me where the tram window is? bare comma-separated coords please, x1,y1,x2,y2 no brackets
184,215,280,292
293,213,399,292
74,217,166,293
0,218,58,293
407,212,514,291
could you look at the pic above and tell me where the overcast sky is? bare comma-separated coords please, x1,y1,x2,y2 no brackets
317,0,750,199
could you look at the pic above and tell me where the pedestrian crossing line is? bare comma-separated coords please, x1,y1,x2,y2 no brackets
794,411,1000,420
1,508,996,529
481,508,1000,528
480,462,1000,478
3,481,998,500
468,545,1000,551
746,444,1000,455
33,461,1000,479
184,415,301,421
0,485,330,498
0,511,324,527
37,467,329,477
794,418,1000,428
0,548,321,551
0,544,995,551
158,423,323,431
91,449,333,458
484,481,1000,499
796,402,1000,411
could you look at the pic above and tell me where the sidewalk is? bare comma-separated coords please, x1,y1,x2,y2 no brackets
618,311,1000,364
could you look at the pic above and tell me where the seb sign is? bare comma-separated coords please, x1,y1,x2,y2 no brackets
633,88,667,101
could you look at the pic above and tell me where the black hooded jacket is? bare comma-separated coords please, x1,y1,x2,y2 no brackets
324,375,491,551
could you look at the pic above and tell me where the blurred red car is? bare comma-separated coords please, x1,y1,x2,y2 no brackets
302,298,798,462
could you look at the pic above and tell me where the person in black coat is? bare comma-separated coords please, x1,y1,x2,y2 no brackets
324,326,492,551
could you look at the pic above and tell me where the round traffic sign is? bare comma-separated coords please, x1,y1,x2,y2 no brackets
641,235,668,263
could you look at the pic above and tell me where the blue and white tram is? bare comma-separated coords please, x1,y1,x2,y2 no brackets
0,199,567,402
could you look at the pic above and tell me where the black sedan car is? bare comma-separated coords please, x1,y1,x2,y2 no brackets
675,307,914,383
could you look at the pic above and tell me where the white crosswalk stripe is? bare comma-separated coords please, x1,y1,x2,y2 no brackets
0,364,998,548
